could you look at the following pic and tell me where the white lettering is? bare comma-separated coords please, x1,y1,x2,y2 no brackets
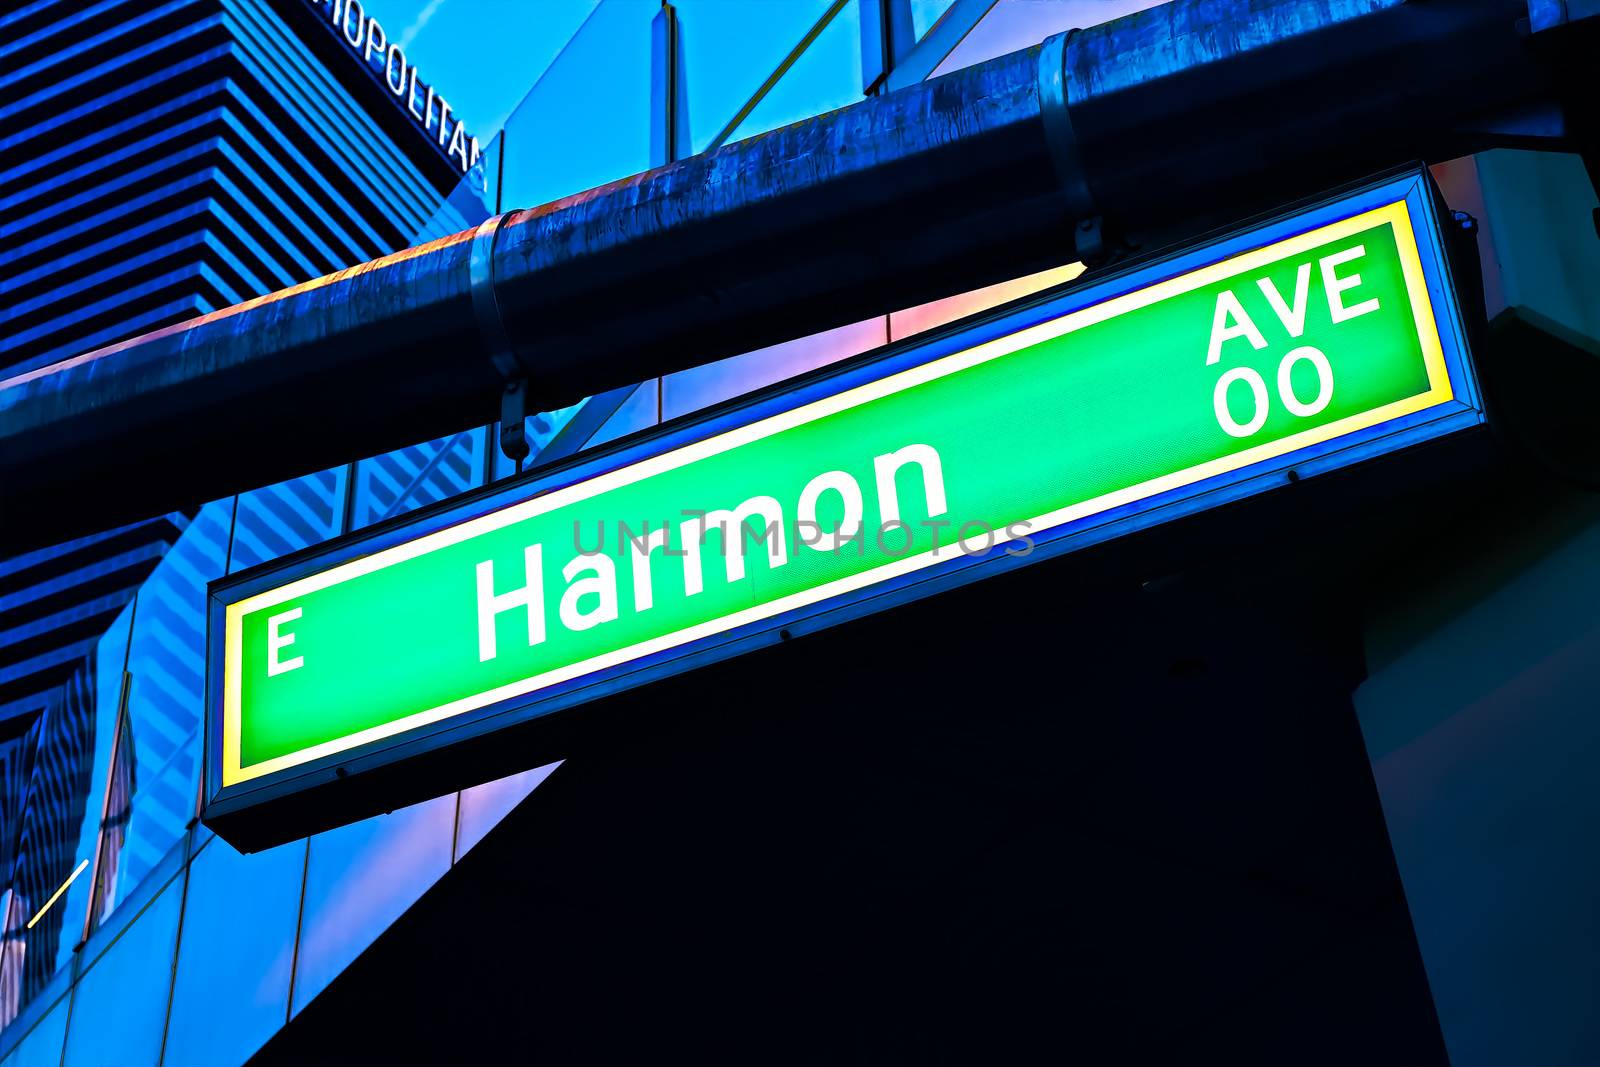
1321,245,1381,323
680,497,787,596
629,525,672,613
362,16,386,66
406,66,426,120
385,45,407,95
267,608,304,677
1257,262,1312,338
1206,290,1268,366
341,0,365,46
476,545,546,662
872,444,947,526
1213,366,1269,438
560,554,619,632
447,118,468,169
435,95,452,145
797,471,864,553
316,0,474,161
1277,345,1334,417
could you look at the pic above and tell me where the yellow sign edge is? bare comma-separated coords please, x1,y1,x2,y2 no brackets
222,200,1453,787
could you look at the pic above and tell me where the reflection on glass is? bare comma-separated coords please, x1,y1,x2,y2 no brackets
77,823,184,998
59,869,182,1067
1,985,68,1067
408,134,497,242
729,0,863,142
290,795,456,1016
661,317,888,421
588,381,661,447
456,764,560,860
911,0,959,39
928,0,1167,77
889,262,1084,340
499,0,656,210
351,432,488,531
4,603,137,1022
162,835,303,1067
45,604,133,972
228,469,348,573
491,402,590,481
674,0,834,153
0,650,113,1028
0,892,30,1040
95,501,230,922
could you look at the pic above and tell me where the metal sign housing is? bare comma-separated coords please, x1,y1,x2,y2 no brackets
203,172,1480,849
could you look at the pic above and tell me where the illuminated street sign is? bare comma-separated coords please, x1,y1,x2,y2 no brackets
204,173,1479,847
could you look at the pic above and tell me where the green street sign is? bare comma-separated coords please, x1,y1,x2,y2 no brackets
204,175,1478,845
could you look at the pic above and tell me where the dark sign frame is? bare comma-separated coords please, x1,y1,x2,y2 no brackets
203,170,1481,850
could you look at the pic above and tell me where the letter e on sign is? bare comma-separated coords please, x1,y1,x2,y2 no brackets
267,608,303,677
1321,246,1381,323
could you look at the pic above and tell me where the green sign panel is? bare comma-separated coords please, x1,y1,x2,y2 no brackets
212,192,1469,800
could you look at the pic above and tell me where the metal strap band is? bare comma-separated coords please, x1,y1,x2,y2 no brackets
468,213,525,382
1037,30,1098,227
470,214,534,466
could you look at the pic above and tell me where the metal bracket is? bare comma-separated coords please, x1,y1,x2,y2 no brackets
469,213,533,466
1038,31,1119,268
1074,216,1106,267
499,379,529,467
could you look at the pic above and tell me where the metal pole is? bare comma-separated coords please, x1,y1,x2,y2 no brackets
0,0,1582,553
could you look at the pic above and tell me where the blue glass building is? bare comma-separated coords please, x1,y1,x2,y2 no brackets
5,1,1600,1063
1,0,483,1058
5,3,1061,1060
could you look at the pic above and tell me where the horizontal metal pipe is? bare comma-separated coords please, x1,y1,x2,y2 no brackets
0,0,1567,553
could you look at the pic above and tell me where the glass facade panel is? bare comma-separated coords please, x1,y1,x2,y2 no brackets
408,147,496,243
1,651,118,1026
498,0,656,210
661,317,888,421
4,0,579,1054
59,868,182,1067
911,0,959,39
161,835,302,1067
0,960,72,1067
10,0,1600,1059
227,468,348,573
928,0,1166,77
491,401,593,481
674,0,835,153
455,764,560,861
729,0,864,142
1,988,68,1067
589,381,662,447
478,131,504,216
98,502,231,921
32,608,133,1002
76,829,184,985
351,432,489,531
289,795,456,1016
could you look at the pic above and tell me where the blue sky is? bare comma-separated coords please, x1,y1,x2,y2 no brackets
366,0,603,136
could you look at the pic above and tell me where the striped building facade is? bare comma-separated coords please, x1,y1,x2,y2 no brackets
0,0,462,1031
